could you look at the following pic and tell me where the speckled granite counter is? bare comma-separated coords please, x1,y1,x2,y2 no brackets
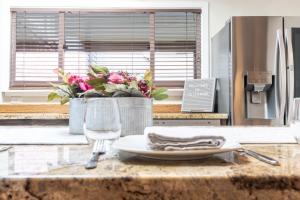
0,144,299,200
0,113,68,120
0,112,228,120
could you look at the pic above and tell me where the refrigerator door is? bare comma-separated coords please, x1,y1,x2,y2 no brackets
275,29,287,125
284,28,294,125
283,17,300,124
231,16,283,125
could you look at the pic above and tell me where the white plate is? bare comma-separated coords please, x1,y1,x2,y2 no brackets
113,135,242,160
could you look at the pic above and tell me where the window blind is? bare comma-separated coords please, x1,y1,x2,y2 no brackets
64,12,150,75
154,12,200,87
11,11,60,87
10,9,201,88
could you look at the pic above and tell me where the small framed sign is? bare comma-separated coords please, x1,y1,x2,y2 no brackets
181,79,216,112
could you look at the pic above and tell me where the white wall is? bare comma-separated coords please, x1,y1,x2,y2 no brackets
208,0,300,37
0,0,10,102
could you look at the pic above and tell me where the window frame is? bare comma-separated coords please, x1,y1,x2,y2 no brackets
10,8,202,89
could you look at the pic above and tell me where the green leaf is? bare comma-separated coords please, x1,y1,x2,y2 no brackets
57,68,69,83
50,82,62,89
128,81,138,90
60,96,70,105
47,92,60,102
82,89,107,98
129,88,144,97
152,88,167,96
104,84,127,93
87,78,105,91
152,87,168,100
153,93,168,100
90,65,109,74
144,70,152,82
147,80,153,87
112,91,131,97
87,69,98,78
104,83,144,97
62,85,75,97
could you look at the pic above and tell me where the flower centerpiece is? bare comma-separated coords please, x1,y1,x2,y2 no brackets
48,65,168,103
48,65,168,135
82,65,168,100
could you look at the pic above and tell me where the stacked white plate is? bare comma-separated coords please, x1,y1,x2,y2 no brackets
113,135,242,160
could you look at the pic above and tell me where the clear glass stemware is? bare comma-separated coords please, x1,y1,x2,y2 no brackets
84,98,121,154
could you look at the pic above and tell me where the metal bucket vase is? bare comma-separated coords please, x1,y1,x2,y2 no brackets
117,97,153,136
69,98,86,135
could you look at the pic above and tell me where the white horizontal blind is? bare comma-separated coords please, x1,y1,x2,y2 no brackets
155,12,199,87
10,9,201,88
11,11,60,87
64,12,150,76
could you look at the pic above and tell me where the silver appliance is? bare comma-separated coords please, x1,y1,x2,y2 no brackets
212,16,299,126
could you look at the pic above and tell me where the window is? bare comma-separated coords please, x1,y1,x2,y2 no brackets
64,12,150,76
10,9,201,88
12,12,60,86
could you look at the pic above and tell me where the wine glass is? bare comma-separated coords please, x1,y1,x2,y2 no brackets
84,98,121,154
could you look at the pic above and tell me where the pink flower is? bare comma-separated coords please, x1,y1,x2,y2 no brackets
78,80,92,91
118,71,136,83
108,72,125,84
67,75,93,91
138,80,150,98
67,75,81,85
127,75,136,82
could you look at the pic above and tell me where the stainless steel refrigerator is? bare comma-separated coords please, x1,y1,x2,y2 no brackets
212,16,300,126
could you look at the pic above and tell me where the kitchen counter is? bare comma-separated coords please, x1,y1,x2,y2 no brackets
0,112,228,120
0,112,228,126
0,104,228,126
0,144,300,200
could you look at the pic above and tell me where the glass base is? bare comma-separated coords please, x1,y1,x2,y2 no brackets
83,124,121,140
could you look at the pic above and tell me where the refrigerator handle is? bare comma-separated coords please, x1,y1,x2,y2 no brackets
276,29,287,123
284,28,295,125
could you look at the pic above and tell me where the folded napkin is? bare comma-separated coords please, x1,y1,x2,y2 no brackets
145,127,226,151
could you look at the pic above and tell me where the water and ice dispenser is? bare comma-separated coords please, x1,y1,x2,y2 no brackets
244,71,276,119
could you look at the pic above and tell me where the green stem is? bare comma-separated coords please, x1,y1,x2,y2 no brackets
58,87,75,98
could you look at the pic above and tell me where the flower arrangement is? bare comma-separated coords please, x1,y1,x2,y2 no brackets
48,65,168,104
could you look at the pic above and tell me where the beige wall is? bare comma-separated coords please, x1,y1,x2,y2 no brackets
208,0,300,37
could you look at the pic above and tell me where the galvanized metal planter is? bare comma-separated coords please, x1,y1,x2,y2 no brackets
69,98,86,135
117,97,153,136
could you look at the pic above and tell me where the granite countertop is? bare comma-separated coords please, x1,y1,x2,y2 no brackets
0,144,299,199
0,112,228,120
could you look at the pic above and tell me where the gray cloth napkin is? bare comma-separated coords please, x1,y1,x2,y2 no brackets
147,133,226,151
